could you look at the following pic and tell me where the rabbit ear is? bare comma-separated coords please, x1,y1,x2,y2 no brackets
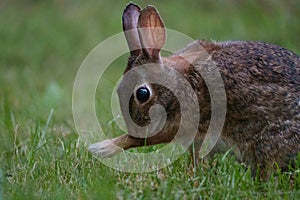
122,3,142,57
138,6,166,62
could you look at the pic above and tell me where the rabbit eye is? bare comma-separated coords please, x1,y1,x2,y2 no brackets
135,87,150,103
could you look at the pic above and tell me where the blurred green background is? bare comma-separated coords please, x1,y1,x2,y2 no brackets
1,0,300,199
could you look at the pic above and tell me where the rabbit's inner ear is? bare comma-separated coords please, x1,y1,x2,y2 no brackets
137,6,166,62
122,3,143,57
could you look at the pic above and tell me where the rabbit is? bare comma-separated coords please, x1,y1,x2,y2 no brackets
88,3,300,180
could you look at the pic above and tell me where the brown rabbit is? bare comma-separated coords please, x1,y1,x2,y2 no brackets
88,3,300,180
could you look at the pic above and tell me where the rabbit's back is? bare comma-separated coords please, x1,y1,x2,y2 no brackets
216,41,300,85
180,41,300,176
210,41,300,120
202,41,300,176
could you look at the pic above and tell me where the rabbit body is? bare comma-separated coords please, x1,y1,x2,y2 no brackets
187,40,300,178
88,3,300,179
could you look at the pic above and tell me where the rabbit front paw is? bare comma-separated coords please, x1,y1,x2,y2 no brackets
88,139,123,158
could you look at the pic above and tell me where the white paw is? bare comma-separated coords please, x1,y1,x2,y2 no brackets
88,139,123,158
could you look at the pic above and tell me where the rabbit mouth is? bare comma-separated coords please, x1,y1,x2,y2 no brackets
128,109,168,138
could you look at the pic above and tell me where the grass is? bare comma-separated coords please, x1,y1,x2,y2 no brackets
1,0,300,199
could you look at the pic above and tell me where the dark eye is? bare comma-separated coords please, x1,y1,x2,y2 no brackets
136,87,150,103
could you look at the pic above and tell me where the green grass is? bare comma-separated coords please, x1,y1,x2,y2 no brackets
1,0,300,199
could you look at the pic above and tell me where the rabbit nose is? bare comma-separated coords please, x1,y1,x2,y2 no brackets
133,112,144,122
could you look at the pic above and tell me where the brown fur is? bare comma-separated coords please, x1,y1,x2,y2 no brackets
88,3,300,180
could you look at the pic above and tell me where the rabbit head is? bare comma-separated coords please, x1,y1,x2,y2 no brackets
118,3,185,140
